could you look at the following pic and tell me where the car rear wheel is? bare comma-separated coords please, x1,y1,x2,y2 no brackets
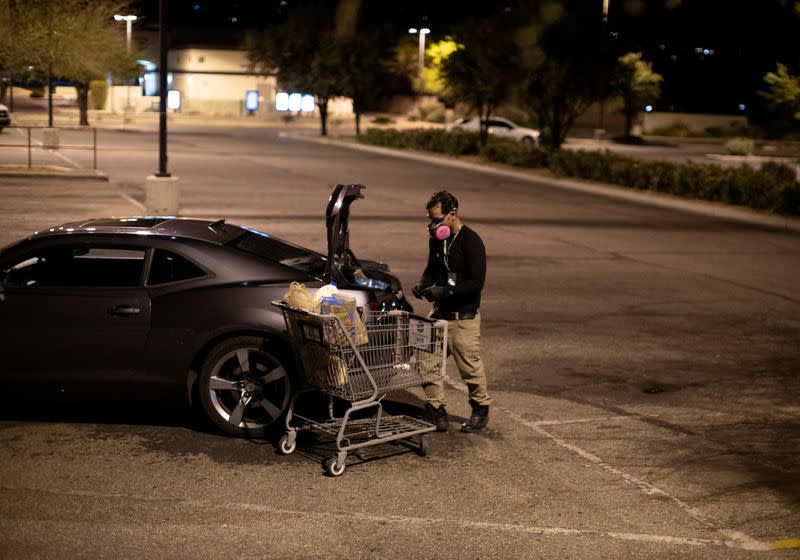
198,336,292,438
522,136,535,144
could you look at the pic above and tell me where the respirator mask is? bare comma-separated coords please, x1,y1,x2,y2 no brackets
428,211,454,240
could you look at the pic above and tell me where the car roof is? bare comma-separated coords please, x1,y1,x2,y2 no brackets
26,217,247,245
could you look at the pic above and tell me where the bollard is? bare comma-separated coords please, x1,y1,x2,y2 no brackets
42,127,59,149
145,175,181,215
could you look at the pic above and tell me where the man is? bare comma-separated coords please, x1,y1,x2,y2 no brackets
412,190,492,433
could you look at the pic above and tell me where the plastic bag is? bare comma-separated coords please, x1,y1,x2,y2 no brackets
283,282,318,312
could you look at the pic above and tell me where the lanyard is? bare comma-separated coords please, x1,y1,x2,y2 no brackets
443,227,461,271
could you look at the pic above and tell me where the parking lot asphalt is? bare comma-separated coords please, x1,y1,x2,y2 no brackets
1,124,799,559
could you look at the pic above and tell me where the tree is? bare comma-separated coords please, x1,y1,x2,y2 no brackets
247,1,346,136
440,21,518,146
339,30,393,136
613,52,662,139
421,38,459,96
759,63,800,121
518,1,616,150
0,0,136,126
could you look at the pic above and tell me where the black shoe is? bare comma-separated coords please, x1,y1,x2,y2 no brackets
461,401,489,433
425,403,449,432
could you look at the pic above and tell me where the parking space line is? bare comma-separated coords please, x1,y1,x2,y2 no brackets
116,189,146,212
0,485,758,549
443,375,771,552
14,128,81,169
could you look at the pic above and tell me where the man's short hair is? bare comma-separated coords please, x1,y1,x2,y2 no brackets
426,191,459,215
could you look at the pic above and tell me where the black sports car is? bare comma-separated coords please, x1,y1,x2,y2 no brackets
0,184,411,437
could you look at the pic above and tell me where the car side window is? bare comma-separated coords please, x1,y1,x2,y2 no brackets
489,120,512,129
147,249,206,285
3,246,146,288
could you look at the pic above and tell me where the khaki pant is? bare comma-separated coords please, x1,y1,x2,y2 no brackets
423,312,492,408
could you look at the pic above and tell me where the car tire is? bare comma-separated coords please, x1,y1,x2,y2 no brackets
198,336,293,438
522,136,534,144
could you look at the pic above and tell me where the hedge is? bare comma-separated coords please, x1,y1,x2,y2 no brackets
359,128,800,216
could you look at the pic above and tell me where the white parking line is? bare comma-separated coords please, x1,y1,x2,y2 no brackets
0,485,755,549
14,127,81,169
116,189,146,212
443,375,771,551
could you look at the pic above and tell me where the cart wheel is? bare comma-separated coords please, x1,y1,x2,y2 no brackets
278,434,296,455
417,434,429,457
324,456,346,477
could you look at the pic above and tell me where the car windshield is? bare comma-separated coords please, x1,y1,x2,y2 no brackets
227,228,327,276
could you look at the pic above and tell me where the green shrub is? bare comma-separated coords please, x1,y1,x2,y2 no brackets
361,128,479,155
358,129,800,215
29,86,44,98
371,115,395,125
649,121,697,137
481,138,549,167
89,80,108,110
725,137,755,155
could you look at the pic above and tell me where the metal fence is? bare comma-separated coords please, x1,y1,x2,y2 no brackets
0,125,98,170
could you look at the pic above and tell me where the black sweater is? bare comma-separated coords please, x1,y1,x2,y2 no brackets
419,224,486,314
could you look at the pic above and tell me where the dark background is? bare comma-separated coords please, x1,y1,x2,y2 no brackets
131,0,800,116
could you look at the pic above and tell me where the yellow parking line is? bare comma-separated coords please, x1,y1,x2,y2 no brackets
772,538,800,549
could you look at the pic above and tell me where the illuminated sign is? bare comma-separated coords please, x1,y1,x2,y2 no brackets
288,93,302,112
167,89,181,110
276,91,316,113
275,92,289,111
245,90,259,111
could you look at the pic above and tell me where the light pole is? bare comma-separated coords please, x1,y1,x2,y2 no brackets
408,27,430,92
114,14,137,52
114,14,137,111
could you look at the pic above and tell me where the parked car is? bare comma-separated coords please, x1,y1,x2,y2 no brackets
0,103,10,131
0,184,411,437
445,116,540,145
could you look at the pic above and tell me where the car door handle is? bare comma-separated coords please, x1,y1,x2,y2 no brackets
108,305,141,317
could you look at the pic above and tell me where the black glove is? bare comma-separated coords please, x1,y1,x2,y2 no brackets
422,285,447,301
412,283,429,300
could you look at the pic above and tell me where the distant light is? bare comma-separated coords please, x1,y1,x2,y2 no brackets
245,90,259,111
301,94,315,112
231,17,238,23
645,105,653,112
288,92,302,112
408,28,417,34
702,48,710,56
167,89,181,110
659,44,665,50
738,103,746,112
695,47,702,53
670,55,677,61
114,14,137,21
275,92,289,111
193,4,200,11
420,27,430,34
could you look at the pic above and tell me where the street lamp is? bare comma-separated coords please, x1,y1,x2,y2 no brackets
408,27,430,91
114,14,137,112
114,14,137,53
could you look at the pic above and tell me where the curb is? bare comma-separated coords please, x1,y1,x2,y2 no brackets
0,170,108,181
281,132,800,234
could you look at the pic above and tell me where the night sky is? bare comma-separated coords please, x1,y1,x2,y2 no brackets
131,0,800,115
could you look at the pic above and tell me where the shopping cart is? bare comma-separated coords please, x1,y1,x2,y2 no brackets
272,301,448,476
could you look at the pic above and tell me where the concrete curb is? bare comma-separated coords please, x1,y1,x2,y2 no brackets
281,132,800,234
0,169,108,181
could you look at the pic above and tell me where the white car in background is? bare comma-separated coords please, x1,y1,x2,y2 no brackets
0,103,10,132
445,116,540,145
